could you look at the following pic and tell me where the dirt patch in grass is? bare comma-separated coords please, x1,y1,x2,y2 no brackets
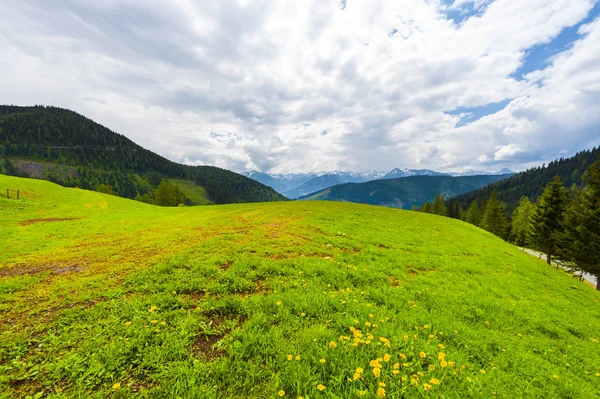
20,217,78,226
192,315,247,361
0,262,87,277
219,261,233,271
45,296,109,316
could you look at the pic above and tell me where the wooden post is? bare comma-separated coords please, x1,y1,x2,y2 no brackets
17,190,19,200
6,188,8,199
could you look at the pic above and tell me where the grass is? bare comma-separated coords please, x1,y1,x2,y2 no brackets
0,174,599,398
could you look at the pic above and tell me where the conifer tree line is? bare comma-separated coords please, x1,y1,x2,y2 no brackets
415,159,600,290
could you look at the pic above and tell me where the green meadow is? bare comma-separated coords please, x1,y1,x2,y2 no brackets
1,174,599,398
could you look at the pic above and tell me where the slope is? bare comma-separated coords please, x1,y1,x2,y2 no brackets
1,174,599,399
455,147,600,213
0,105,286,204
302,174,513,209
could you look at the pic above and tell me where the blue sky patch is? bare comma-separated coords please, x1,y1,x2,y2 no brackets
441,0,493,25
447,98,512,127
511,3,599,81
321,130,329,136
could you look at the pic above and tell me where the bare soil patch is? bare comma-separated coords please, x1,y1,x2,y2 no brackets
20,217,78,226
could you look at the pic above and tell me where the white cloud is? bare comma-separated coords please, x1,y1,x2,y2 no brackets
0,0,598,174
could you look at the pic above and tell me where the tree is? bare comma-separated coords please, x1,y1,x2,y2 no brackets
432,193,447,216
482,191,509,238
154,180,187,207
558,159,600,289
529,176,569,265
96,184,115,195
420,202,432,213
511,196,534,246
446,198,456,218
411,205,418,211
463,200,482,226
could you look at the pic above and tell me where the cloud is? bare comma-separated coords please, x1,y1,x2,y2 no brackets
0,0,599,174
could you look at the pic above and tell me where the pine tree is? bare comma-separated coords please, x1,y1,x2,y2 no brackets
411,205,418,211
511,196,534,246
447,198,456,218
529,176,569,265
432,193,447,216
463,200,482,226
482,191,508,238
420,202,432,213
558,160,600,289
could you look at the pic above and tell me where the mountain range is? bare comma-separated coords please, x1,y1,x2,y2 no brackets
244,168,516,199
300,174,514,209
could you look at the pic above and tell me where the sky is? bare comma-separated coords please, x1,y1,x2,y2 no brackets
1,0,599,174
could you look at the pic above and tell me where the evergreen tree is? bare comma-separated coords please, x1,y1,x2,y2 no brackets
420,202,432,213
432,193,447,216
96,184,115,195
482,191,509,238
511,196,534,246
463,200,482,226
529,176,569,265
558,160,600,289
411,205,418,211
155,181,188,207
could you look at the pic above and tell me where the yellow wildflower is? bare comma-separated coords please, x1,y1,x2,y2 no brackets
467,377,473,382
370,359,382,368
420,352,426,358
359,391,366,396
317,384,325,391
353,373,361,380
151,320,158,324
438,352,446,361
295,356,300,361
383,354,391,362
392,370,399,375
369,314,374,318
112,383,121,390
160,321,166,326
429,334,435,339
424,324,431,329
403,363,409,367
480,369,486,374
440,360,448,368
553,375,559,379
320,358,326,364
278,390,285,397
124,321,132,326
276,301,282,306
438,344,445,349
377,387,386,398
329,341,337,348
403,334,409,341
393,363,400,370
373,367,381,378
423,383,432,391
148,306,157,312
399,353,407,360
301,313,306,317
287,354,292,361
429,365,435,371
430,378,440,385
379,382,386,387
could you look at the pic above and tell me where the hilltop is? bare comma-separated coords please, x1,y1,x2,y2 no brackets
301,174,513,209
0,105,286,204
1,174,599,398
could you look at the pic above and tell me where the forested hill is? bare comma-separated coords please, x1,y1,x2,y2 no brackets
0,105,286,204
300,174,512,209
455,147,600,213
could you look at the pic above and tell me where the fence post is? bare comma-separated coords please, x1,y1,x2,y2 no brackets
6,188,8,199
17,190,20,200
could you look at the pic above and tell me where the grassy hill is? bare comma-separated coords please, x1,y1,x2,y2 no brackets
455,147,600,213
1,174,599,398
0,105,286,205
302,174,513,209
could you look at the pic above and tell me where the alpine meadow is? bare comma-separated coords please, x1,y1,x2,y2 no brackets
2,1,600,399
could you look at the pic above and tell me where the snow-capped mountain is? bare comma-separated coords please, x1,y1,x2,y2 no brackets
382,168,450,179
243,168,516,197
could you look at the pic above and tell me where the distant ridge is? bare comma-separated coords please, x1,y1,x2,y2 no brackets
300,174,513,209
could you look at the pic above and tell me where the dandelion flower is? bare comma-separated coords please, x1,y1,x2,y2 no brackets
353,373,361,380
480,369,486,374
596,373,600,377
430,378,440,385
287,354,293,361
356,367,364,374
424,324,431,329
553,375,559,379
359,391,366,396
379,382,386,387
373,367,381,378
148,306,157,312
377,387,386,398
276,301,282,306
423,383,432,391
438,344,445,349
317,384,325,391
320,358,326,364
429,365,435,371
278,390,285,397
440,360,448,368
369,314,374,318
392,370,399,375
301,313,306,317
400,353,407,360
420,352,426,358
467,377,473,382
329,341,337,348
295,356,300,361
429,334,435,339
383,354,391,362
112,383,121,390
151,320,158,324
393,363,400,370
124,321,132,326
160,321,166,326
403,363,409,367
